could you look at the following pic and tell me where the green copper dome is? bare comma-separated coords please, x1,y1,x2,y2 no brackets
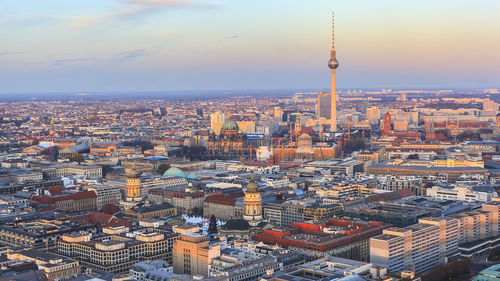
221,119,239,131
163,167,186,178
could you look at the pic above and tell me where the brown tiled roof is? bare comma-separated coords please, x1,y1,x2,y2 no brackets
204,194,236,206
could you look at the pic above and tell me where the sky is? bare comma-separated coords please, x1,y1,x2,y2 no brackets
1,0,500,94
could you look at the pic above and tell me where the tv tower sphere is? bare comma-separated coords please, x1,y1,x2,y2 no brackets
328,56,339,69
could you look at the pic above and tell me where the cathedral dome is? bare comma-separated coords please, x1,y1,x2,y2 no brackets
163,167,186,178
246,179,259,193
128,169,141,178
221,119,239,131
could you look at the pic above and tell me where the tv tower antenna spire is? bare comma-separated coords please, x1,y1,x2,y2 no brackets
332,11,335,49
328,11,339,131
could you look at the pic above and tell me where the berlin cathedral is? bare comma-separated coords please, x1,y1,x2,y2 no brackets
207,116,247,158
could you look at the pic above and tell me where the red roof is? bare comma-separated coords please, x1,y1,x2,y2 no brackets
204,194,236,206
64,212,132,228
300,127,315,137
32,190,97,205
100,204,121,215
48,186,64,196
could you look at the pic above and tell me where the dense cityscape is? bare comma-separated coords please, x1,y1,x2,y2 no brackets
1,2,500,281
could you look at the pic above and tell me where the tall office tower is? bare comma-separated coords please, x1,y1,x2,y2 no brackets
210,111,225,135
317,92,331,119
484,99,499,111
397,94,407,102
366,106,380,124
328,12,339,131
383,112,392,135
172,234,221,277
273,106,283,121
370,224,442,273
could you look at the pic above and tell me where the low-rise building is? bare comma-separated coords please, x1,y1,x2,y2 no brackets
426,185,494,202
255,219,389,261
86,185,122,209
123,203,177,220
7,249,80,281
57,230,178,274
31,190,98,213
0,219,97,249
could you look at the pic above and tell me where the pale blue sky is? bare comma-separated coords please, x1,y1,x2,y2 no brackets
1,0,499,93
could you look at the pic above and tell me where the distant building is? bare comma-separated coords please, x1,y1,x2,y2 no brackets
207,116,247,158
366,106,380,124
383,112,392,135
317,92,331,119
210,111,225,136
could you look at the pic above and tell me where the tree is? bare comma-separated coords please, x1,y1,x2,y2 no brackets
71,152,84,164
32,139,39,145
208,215,218,235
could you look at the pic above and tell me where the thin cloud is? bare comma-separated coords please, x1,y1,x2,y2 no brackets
226,35,239,39
50,58,94,66
67,5,148,29
121,0,194,7
115,49,151,62
66,0,216,29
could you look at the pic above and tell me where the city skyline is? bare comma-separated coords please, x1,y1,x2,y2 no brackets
1,0,500,94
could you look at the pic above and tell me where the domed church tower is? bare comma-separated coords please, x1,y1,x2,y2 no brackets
243,176,262,227
126,169,142,202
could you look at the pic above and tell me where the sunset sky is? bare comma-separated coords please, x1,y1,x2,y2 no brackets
1,0,499,93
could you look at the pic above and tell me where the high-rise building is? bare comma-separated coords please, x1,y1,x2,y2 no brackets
243,178,262,227
483,99,499,111
370,223,442,273
273,106,283,121
210,111,225,135
328,12,339,131
393,120,408,131
172,234,220,277
366,106,379,124
371,202,500,273
317,92,331,119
